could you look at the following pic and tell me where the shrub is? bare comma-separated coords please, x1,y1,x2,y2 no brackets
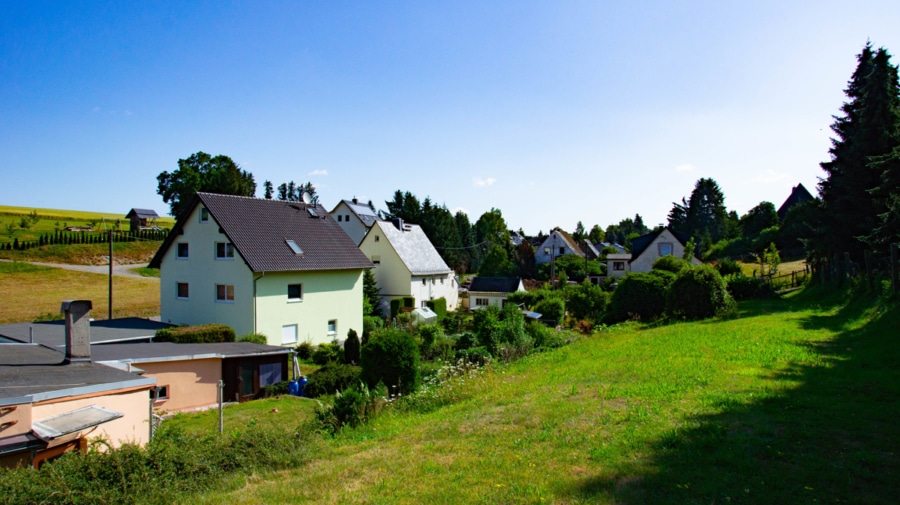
725,273,775,300
527,321,564,350
344,329,361,364
315,381,386,434
311,342,342,365
362,315,384,344
155,324,235,344
304,363,362,398
455,346,492,366
425,297,447,321
238,332,268,344
715,258,743,276
430,335,457,362
360,328,420,394
534,297,565,325
261,380,290,397
666,265,733,320
417,324,444,360
402,296,415,308
454,331,477,350
390,298,402,319
607,271,674,323
652,255,688,273
294,341,314,361
564,280,609,322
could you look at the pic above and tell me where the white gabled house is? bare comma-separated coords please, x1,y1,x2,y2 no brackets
535,228,584,265
149,193,373,346
466,277,526,310
358,219,459,314
606,227,701,277
329,198,381,245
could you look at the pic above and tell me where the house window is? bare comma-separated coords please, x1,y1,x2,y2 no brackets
176,282,189,299
154,385,169,401
613,262,625,271
216,284,234,302
282,324,298,344
476,298,489,306
287,283,303,301
177,243,189,259
421,301,428,308
260,363,282,386
422,278,427,285
345,214,350,221
216,242,235,259
200,208,209,222
559,247,565,255
658,243,673,256
375,235,380,242
285,239,303,255
431,278,436,285
327,320,337,335
440,277,444,284
371,255,380,265
337,215,342,222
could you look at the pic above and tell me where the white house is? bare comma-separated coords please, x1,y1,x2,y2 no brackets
149,193,373,346
359,219,459,314
606,227,701,277
466,277,526,310
535,228,584,265
329,198,381,245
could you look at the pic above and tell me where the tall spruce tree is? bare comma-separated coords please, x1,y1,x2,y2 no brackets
819,43,900,259
668,178,729,245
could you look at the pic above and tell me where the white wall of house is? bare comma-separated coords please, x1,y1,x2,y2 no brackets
535,230,579,265
467,292,508,309
255,269,364,346
159,204,255,336
330,201,371,245
409,273,458,309
606,254,632,278
630,229,701,273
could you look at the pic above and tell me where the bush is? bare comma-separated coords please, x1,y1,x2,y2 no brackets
417,324,444,360
725,273,775,300
390,298,402,319
454,331,477,351
261,380,290,397
238,332,268,344
304,363,362,398
652,255,689,273
294,341,314,360
527,321,564,350
607,271,675,323
430,335,457,362
666,265,733,320
311,342,342,365
362,315,384,344
534,297,565,325
564,280,609,322
155,324,235,344
455,346,492,366
472,304,530,358
425,297,447,321
360,328,420,394
344,329,361,364
315,381,386,434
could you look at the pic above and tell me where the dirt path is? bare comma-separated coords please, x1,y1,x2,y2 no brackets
0,259,157,280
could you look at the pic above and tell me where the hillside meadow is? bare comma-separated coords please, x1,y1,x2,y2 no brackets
0,205,174,246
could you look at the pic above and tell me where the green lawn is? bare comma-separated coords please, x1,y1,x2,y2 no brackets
163,396,322,438
193,286,899,504
0,205,174,246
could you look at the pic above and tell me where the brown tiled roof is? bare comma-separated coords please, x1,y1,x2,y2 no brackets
150,193,373,273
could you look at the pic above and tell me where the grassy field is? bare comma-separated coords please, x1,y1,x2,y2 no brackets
0,261,159,323
0,241,162,265
0,204,174,245
164,396,322,438
189,286,898,504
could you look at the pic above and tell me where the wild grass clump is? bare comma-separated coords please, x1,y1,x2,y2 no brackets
0,421,314,505
394,358,490,414
314,382,387,435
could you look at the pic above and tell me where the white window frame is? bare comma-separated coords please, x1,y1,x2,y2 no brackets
287,283,303,302
476,297,489,306
215,242,235,260
371,255,380,265
216,284,234,303
282,324,298,344
154,385,170,401
327,319,337,336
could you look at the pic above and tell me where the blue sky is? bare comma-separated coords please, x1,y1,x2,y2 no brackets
3,1,899,235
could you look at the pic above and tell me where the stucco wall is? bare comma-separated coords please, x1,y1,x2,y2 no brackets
410,273,459,310
159,203,255,335
630,229,701,273
330,201,370,245
255,269,364,346
33,388,151,448
140,358,221,413
0,402,32,438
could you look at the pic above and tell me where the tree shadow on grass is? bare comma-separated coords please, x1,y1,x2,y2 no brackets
570,290,900,504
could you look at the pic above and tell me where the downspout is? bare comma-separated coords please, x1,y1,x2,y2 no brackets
253,272,265,333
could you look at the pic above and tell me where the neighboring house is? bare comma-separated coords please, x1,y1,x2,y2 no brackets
609,228,701,276
0,301,155,469
93,342,291,409
466,277,525,310
359,219,458,314
125,208,160,230
580,241,601,260
330,198,382,245
777,183,815,221
149,193,373,346
535,228,584,265
0,318,173,349
509,230,526,247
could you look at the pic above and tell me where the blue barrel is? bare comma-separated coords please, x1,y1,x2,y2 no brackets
288,380,299,396
297,376,308,397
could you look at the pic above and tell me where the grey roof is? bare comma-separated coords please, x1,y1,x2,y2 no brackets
630,228,692,260
0,345,154,404
0,318,173,349
150,193,373,273
91,342,292,363
125,208,160,219
469,277,523,294
336,199,381,228
374,221,452,275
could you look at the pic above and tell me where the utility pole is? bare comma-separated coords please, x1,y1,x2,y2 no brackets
108,230,113,320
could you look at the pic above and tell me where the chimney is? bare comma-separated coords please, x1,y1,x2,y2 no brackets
61,300,92,365
392,217,404,230
352,197,358,205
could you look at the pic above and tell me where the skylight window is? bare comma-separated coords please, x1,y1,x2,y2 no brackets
308,208,318,217
286,239,303,255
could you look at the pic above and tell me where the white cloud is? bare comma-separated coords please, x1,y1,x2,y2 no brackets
675,163,696,173
473,176,496,188
750,169,790,184
308,169,328,176
451,207,469,216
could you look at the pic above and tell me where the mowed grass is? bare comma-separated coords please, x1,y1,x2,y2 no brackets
163,396,322,438
0,261,159,323
195,286,899,505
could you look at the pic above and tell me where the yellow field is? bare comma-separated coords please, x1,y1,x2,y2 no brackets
0,204,174,225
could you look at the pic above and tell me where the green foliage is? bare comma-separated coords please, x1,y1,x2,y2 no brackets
294,341,314,361
237,332,268,344
652,255,688,273
425,297,447,321
666,265,733,320
261,380,290,397
312,342,343,365
390,298,402,319
478,243,514,277
527,321,566,350
715,258,743,276
725,274,776,300
417,324,444,359
156,151,257,217
454,346,492,366
741,201,779,238
607,271,675,323
472,304,531,358
304,363,363,398
453,331,477,351
155,324,236,344
363,268,382,316
534,297,565,325
537,253,602,280
668,178,730,245
564,280,609,322
402,296,415,308
360,328,420,394
344,329,361,364
681,237,697,261
362,315,384,344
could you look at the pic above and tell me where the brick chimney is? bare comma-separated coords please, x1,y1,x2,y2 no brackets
61,300,92,365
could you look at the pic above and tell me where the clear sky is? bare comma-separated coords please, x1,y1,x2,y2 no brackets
3,1,899,235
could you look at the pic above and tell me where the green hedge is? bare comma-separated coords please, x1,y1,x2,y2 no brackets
360,328,420,394
425,297,447,321
154,324,235,343
607,271,675,323
666,265,732,320
305,364,362,397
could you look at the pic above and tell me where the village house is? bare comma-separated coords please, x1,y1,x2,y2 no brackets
534,228,584,265
465,277,526,310
606,227,701,277
329,198,381,245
